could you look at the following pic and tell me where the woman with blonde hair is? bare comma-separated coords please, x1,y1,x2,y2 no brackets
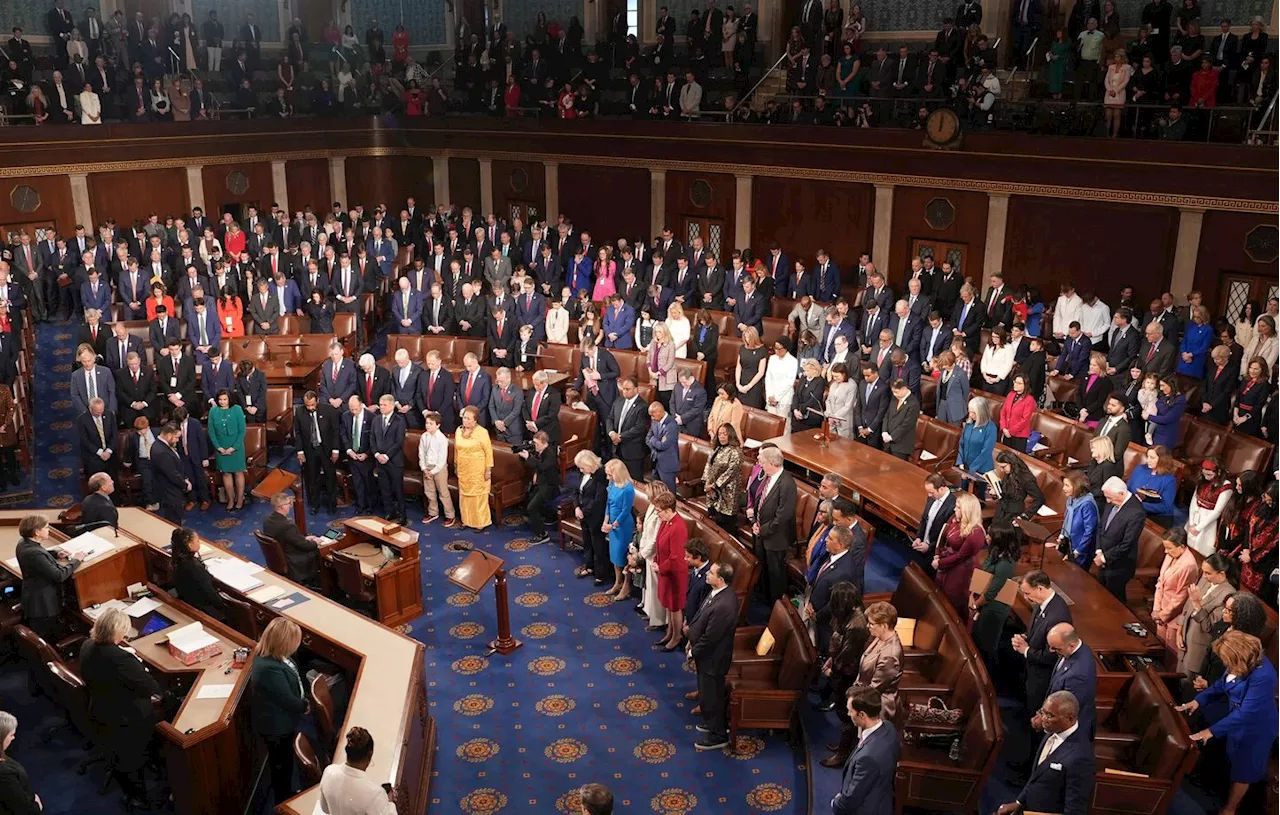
79,606,163,808
649,322,676,411
250,618,305,806
934,491,985,613
1086,435,1122,504
666,302,691,358
1103,49,1132,138
630,480,671,629
574,450,609,583
455,405,494,529
602,459,636,600
736,325,768,408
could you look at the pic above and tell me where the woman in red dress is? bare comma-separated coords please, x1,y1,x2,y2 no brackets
653,490,689,651
933,491,985,614
392,25,409,68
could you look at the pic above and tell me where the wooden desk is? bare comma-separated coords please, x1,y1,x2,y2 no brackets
112,508,434,815
0,522,147,609
318,517,424,627
254,359,322,391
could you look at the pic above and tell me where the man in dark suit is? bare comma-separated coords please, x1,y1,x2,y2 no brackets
1104,310,1140,375
105,323,144,371
576,338,620,415
1012,569,1073,715
423,282,455,336
156,339,198,419
831,688,900,815
881,379,920,460
819,308,857,365
454,283,486,338
1135,321,1176,376
317,344,357,411
1010,0,1044,70
80,472,119,531
263,492,327,587
148,307,181,355
911,475,955,564
853,364,890,449
367,395,405,521
389,349,427,430
16,515,81,643
607,378,648,480
341,395,377,514
1092,477,1147,601
951,286,985,355
356,353,392,410
685,557,738,751
1052,323,1092,380
806,524,861,655
858,301,887,357
671,371,708,438
419,352,456,433
297,391,340,514
390,276,423,335
683,540,713,620
645,401,680,490
889,301,923,363
752,448,797,603
486,307,518,367
1094,396,1132,456
151,423,191,524
523,370,562,446
997,691,1095,815
77,398,118,480
456,354,492,428
1046,623,1097,738
172,407,211,509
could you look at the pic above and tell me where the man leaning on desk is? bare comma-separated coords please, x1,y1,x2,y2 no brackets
264,492,327,588
16,514,81,643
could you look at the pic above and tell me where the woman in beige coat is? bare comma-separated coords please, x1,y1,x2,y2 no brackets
170,79,192,121
855,600,903,722
649,322,677,410
1176,552,1237,680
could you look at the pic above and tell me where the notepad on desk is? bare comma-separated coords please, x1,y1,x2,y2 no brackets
918,450,938,461
195,684,235,700
247,585,286,604
125,597,162,617
53,531,116,561
206,558,264,592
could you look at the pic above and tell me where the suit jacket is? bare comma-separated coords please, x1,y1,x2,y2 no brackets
156,353,197,407
522,385,561,445
456,368,493,426
77,321,110,361
77,409,119,474
150,438,189,508
831,720,899,815
390,288,424,334
1093,414,1131,459
859,309,888,351
80,280,111,313
185,309,221,351
695,265,726,310
77,640,161,765
685,562,712,620
1097,495,1146,586
576,348,620,408
71,365,116,416
951,299,985,354
671,381,707,438
603,304,636,349
356,364,393,407
882,395,920,458
1025,593,1073,707
105,334,145,371
889,313,924,359
389,363,427,424
608,396,649,460
147,317,182,354
80,492,119,532
316,358,357,407
915,490,956,555
454,296,486,337
811,550,863,650
1136,339,1176,376
298,404,341,458
1017,727,1096,815
1055,337,1091,379
732,293,765,333
647,415,679,474
1047,642,1098,737
420,366,457,432
371,411,406,469
1105,326,1140,372
854,379,890,437
756,471,798,552
687,587,738,677
264,510,319,585
16,537,77,619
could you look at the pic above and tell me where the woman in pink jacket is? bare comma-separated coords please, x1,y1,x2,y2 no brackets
1153,527,1200,648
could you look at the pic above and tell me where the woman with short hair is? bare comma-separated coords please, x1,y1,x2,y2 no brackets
250,618,306,806
956,397,996,480
0,710,39,814
855,601,903,722
652,491,689,652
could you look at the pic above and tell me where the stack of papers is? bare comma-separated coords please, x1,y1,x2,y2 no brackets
54,531,116,561
1036,505,1058,517
84,599,131,620
125,596,163,617
743,439,763,449
206,558,265,592
247,585,286,604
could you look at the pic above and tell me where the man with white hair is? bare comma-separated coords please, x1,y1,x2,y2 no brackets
1092,477,1146,601
1136,320,1176,377
751,447,797,603
389,348,425,430
522,369,561,446
456,353,492,426
356,352,391,407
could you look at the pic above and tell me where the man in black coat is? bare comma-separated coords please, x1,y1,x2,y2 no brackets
1104,310,1140,375
371,395,407,523
1092,477,1147,601
341,396,377,514
150,423,191,525
77,398,119,480
80,473,119,532
853,364,890,449
686,558,738,751
996,691,1096,815
606,378,648,480
752,448,797,604
576,337,620,413
1012,569,1073,717
355,353,392,409
522,370,562,447
263,492,327,587
16,515,80,642
297,391,340,514
805,524,861,654
520,432,560,544
911,474,955,565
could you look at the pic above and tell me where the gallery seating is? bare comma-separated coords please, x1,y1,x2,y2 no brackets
399,429,526,523
910,415,960,470
557,406,598,478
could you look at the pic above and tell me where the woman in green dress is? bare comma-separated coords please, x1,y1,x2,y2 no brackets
970,521,1021,670
207,388,247,511
1046,29,1071,99
834,41,861,102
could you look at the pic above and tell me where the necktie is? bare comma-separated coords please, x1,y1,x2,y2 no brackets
1037,734,1058,765
961,303,970,326
815,555,833,581
896,319,905,345
532,389,543,418
95,416,105,447
140,433,149,455
465,373,475,402
199,317,207,346
353,415,361,448
87,370,97,400
365,374,373,403
428,370,436,398
1146,343,1157,362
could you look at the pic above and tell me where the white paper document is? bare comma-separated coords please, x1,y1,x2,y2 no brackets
195,684,235,700
918,450,938,461
125,597,163,617
166,622,219,652
1036,504,1057,517
247,585,286,603
206,558,264,591
53,531,116,561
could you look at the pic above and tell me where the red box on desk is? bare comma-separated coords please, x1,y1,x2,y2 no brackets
167,639,223,666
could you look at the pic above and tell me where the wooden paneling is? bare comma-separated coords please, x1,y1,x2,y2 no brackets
449,158,481,213
889,187,989,285
344,155,433,213
1004,196,1178,308
0,176,77,239
559,165,649,241
88,167,190,228
285,158,331,213
1194,210,1280,319
665,170,736,257
490,160,545,225
751,178,874,272
201,161,273,216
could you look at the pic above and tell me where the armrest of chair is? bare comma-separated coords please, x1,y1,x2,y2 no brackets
900,650,939,672
676,477,704,500
733,626,766,648
730,657,783,682
1094,730,1142,749
56,632,87,660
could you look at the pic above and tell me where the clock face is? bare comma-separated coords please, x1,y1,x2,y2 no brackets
926,109,960,144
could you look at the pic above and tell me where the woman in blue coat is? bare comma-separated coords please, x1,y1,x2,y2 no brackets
1056,470,1098,568
602,458,636,597
1144,376,1187,449
956,397,997,474
1178,629,1278,815
1127,444,1180,526
1176,306,1213,378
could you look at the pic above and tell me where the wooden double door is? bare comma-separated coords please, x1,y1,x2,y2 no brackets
910,238,970,281
1218,272,1279,323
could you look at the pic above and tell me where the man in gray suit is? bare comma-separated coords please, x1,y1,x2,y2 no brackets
483,246,513,296
72,343,116,417
831,687,899,815
685,555,738,752
12,233,46,322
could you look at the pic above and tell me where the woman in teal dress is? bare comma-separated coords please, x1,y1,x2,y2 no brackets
207,389,247,511
1047,29,1071,98
970,523,1020,669
835,41,860,101
602,459,636,599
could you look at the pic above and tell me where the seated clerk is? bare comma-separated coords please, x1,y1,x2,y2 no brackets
169,526,227,623
262,491,327,588
81,472,120,531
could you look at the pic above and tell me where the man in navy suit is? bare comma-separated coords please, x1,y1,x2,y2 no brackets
732,277,765,336
671,370,707,438
644,284,674,321
455,354,492,427
577,337,620,413
389,348,427,430
201,347,235,408
390,276,424,334
341,395,377,514
421,352,457,432
1046,623,1097,739
1052,322,1091,380
951,285,985,355
853,364,890,448
788,260,816,300
997,691,1095,815
515,278,547,340
764,244,789,289
522,370,561,446
686,559,739,751
603,295,636,350
820,307,857,365
371,395,407,523
186,299,221,365
888,300,923,363
831,687,899,815
858,301,887,357
805,525,861,654
919,311,952,368
911,474,955,564
317,342,357,410
172,406,212,510
1092,477,1147,601
105,322,144,371
1012,569,1074,716
117,259,148,320
646,401,679,491
683,539,713,620
79,268,111,315
814,250,840,304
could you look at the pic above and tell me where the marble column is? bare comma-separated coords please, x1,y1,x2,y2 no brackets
872,184,894,270
734,174,753,252
1170,208,1205,298
544,161,559,222
983,193,1010,279
185,166,205,215
650,170,666,239
271,160,289,215
433,155,450,206
478,158,494,215
328,157,347,209
68,173,92,229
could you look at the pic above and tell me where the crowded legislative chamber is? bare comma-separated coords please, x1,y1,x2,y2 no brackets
0,1,1276,814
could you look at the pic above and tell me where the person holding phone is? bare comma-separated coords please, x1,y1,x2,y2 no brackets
318,726,396,814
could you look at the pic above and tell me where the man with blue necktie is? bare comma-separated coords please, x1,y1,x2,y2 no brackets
201,346,235,407
186,298,221,365
1051,322,1091,380
814,249,840,304
950,284,984,355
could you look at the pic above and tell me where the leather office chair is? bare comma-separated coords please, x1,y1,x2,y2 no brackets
277,314,300,335
218,592,259,640
760,316,789,348
294,733,324,786
253,531,291,578
1220,430,1274,476
242,425,268,489
740,407,786,454
265,386,295,449
333,312,358,345
13,625,63,700
332,551,377,617
46,659,107,778
726,599,816,747
677,435,714,503
910,415,960,471
557,407,597,480
309,674,339,754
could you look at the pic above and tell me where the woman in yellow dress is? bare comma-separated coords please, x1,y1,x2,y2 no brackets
454,406,494,529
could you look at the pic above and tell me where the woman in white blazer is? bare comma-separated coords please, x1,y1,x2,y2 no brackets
79,87,102,125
